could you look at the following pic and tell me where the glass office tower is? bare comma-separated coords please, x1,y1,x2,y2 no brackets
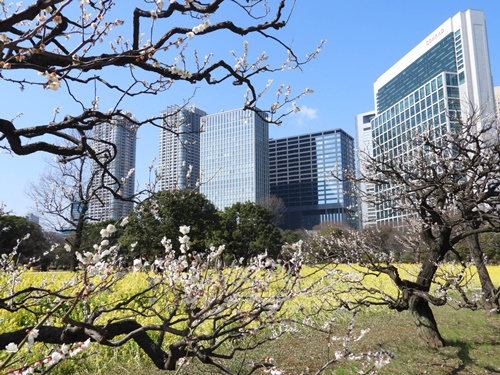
269,129,356,230
371,9,495,225
159,105,206,190
89,118,137,221
200,108,269,209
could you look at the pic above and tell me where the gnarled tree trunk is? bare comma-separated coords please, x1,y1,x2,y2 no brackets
467,232,500,314
409,295,444,348
408,242,446,348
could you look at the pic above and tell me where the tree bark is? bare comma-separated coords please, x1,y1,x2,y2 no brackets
0,321,172,370
409,295,445,348
467,232,500,314
409,238,447,348
68,202,89,271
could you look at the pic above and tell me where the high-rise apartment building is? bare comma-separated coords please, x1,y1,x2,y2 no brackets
370,9,495,225
269,129,357,230
199,108,269,209
89,118,137,221
355,111,376,228
159,105,206,190
495,86,500,121
24,213,40,224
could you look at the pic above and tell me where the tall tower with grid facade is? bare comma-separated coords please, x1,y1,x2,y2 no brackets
159,105,206,191
495,86,500,122
355,111,376,228
89,118,137,221
370,9,495,225
269,129,356,230
199,108,269,209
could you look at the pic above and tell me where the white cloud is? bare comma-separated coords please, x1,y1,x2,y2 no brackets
293,105,318,125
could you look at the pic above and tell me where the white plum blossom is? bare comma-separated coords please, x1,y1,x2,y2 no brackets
5,342,18,353
21,365,35,374
169,65,192,79
192,20,210,34
100,224,116,238
266,368,282,375
120,216,129,226
0,221,388,373
161,236,172,250
75,244,112,266
186,31,194,40
66,340,92,358
178,235,190,244
38,71,61,90
354,328,370,342
26,328,39,347
179,225,190,235
60,343,70,354
106,224,117,235
50,350,64,363
52,14,62,25
76,251,95,265
374,353,393,368
125,168,135,180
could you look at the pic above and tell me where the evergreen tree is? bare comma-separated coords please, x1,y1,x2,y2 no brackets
120,190,219,260
217,202,282,264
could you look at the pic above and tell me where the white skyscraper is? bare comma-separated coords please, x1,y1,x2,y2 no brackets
355,111,376,228
495,86,500,122
158,105,206,191
200,108,269,209
369,9,495,225
89,118,137,221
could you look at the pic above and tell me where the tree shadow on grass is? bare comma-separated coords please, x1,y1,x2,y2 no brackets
445,340,471,374
444,339,500,375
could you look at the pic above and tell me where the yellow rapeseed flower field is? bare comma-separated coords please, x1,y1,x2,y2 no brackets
1,264,499,331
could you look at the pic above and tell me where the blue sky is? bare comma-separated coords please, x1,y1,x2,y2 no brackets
1,0,500,216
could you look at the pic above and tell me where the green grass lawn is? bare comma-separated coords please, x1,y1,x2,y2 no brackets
350,307,500,375
248,306,500,375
